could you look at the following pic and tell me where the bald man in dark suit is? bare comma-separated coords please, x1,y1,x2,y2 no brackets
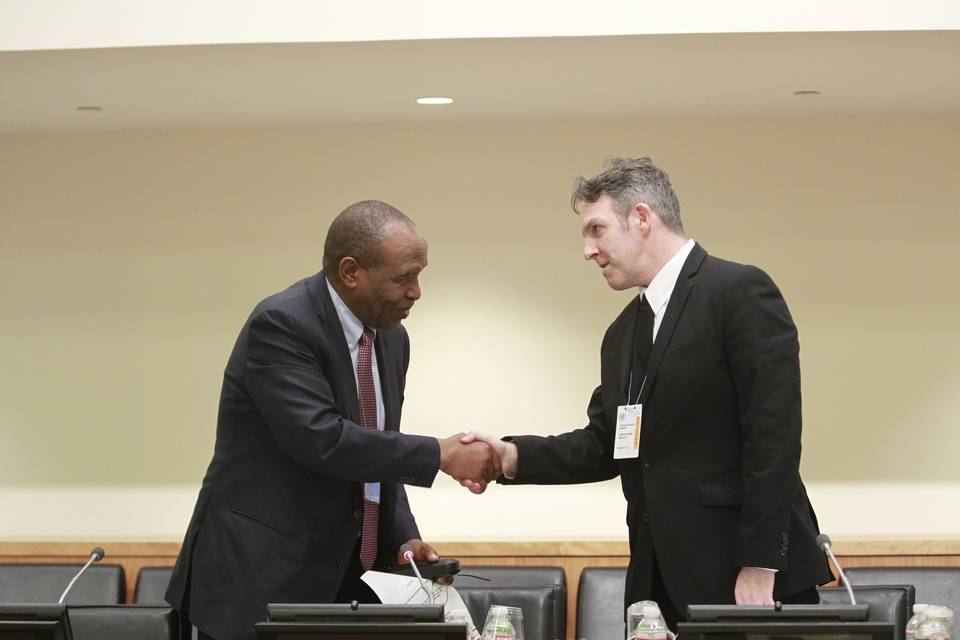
167,201,500,640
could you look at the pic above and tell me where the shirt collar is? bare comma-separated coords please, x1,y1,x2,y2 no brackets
325,277,372,348
642,238,696,316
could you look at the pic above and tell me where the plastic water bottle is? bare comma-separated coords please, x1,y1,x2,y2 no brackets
488,616,515,640
926,607,955,640
483,610,515,640
909,605,933,640
918,618,951,640
631,604,669,640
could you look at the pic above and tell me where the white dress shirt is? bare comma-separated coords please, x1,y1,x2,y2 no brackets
325,278,385,431
641,238,696,340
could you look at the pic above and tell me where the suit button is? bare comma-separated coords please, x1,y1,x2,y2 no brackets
642,512,649,522
353,509,363,520
642,459,654,469
337,561,346,572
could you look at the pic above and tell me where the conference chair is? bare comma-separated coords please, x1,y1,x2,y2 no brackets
69,604,183,640
575,567,626,640
0,563,124,604
454,565,567,640
846,567,959,616
818,585,913,640
134,566,175,604
575,570,915,640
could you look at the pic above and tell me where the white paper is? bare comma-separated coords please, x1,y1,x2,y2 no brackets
361,571,482,640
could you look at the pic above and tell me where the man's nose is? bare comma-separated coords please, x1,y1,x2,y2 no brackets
407,279,421,301
583,241,598,261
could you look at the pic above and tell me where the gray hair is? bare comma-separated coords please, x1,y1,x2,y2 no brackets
322,200,415,276
571,157,684,234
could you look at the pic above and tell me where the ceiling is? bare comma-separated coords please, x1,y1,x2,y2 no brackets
1,30,958,132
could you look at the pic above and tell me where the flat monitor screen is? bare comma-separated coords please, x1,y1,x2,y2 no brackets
677,621,895,640
255,621,466,640
0,604,73,640
686,605,871,622
266,604,444,623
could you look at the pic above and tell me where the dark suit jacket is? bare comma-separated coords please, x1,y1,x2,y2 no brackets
506,244,831,610
165,272,440,640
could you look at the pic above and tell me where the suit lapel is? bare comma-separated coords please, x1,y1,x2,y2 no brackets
375,332,398,432
618,296,641,400
307,272,361,422
639,244,707,406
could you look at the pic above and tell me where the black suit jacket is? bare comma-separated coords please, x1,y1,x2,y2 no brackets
507,244,831,610
165,272,440,640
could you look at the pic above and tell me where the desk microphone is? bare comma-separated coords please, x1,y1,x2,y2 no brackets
398,543,433,604
58,547,105,604
817,534,856,605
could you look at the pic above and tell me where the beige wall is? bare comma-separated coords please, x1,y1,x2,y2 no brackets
1,114,959,538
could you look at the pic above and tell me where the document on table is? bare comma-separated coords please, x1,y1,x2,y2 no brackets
362,571,481,640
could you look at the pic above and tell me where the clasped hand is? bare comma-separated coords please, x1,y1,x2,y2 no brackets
437,432,505,491
437,431,517,494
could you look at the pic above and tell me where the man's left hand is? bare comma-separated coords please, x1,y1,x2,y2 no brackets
397,539,453,585
734,567,775,604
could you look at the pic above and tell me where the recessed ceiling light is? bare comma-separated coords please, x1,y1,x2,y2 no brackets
75,105,103,112
416,97,454,105
792,90,821,96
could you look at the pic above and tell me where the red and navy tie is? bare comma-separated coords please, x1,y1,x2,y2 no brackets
356,328,379,571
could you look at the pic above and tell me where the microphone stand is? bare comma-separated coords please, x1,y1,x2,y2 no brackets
818,536,856,605
58,547,105,604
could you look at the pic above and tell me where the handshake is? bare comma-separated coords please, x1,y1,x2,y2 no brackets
437,432,518,494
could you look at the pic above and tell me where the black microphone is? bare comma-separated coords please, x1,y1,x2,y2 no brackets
58,547,106,604
817,534,856,605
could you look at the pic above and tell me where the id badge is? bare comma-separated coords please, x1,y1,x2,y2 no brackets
364,482,381,505
613,404,642,459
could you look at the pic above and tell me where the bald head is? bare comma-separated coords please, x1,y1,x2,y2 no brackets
322,200,417,278
322,200,428,329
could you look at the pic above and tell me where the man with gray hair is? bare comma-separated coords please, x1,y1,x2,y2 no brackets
463,158,831,628
167,200,501,640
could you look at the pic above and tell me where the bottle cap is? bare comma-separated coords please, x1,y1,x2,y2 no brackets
927,607,950,620
642,604,661,618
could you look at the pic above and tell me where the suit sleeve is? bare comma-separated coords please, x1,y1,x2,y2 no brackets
723,266,802,570
503,332,620,485
390,331,422,548
391,484,422,548
244,307,440,487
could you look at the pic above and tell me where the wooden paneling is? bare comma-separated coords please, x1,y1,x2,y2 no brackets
3,539,958,640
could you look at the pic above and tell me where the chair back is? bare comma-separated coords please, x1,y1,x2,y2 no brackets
575,567,627,640
455,565,566,640
134,567,175,604
846,567,959,616
0,564,125,605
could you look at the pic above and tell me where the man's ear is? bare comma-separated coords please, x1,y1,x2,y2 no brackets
632,202,654,234
338,257,362,289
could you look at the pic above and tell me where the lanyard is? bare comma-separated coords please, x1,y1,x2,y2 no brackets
627,299,655,405
627,371,647,406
